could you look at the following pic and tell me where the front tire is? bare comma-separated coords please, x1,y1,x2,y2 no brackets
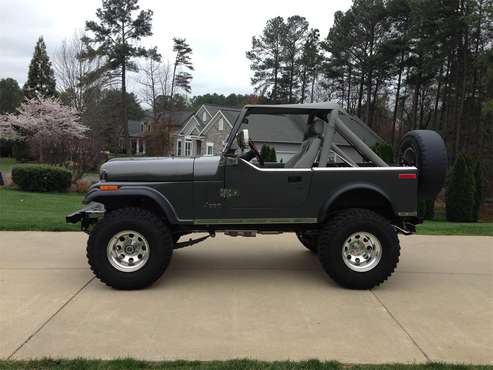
87,207,173,290
318,209,400,289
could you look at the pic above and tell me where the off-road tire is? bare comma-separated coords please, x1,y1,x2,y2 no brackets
296,231,319,253
87,207,173,290
318,208,400,289
399,130,447,200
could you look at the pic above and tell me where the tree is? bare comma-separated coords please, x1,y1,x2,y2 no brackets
53,31,114,112
138,56,173,118
82,0,158,154
82,89,144,152
300,29,322,103
170,38,194,100
446,153,476,222
0,78,23,114
473,160,484,222
23,37,57,99
0,97,88,163
246,17,286,102
281,16,309,103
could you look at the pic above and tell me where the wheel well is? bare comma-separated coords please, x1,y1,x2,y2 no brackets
96,196,169,223
326,188,395,220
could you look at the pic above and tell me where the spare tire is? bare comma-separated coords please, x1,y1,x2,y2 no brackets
399,130,447,200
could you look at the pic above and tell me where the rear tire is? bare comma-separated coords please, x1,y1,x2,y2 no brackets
87,207,173,290
296,231,319,253
399,130,447,200
318,208,400,289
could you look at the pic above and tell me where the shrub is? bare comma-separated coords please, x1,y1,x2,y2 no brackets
12,165,72,192
446,154,476,222
371,142,393,164
260,145,277,162
418,199,435,220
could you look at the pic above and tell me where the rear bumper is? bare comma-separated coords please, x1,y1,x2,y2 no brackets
66,202,105,224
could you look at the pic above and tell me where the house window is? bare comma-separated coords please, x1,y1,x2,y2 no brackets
185,140,192,157
218,118,224,131
141,123,144,132
206,142,214,156
202,111,207,122
177,140,182,156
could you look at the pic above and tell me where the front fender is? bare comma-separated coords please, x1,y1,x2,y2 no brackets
84,185,181,224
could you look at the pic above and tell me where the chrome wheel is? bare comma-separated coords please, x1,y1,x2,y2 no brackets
342,232,382,272
106,230,150,272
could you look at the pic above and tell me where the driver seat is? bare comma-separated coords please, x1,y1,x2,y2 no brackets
285,118,324,168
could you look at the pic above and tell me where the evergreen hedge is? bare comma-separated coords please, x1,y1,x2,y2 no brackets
12,165,72,192
445,154,476,222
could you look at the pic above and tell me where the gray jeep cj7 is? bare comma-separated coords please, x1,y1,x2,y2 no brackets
67,102,447,290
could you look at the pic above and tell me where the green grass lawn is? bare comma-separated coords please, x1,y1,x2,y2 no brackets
0,359,491,370
417,220,493,236
0,188,82,231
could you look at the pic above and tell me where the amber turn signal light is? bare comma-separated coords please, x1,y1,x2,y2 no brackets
99,185,119,191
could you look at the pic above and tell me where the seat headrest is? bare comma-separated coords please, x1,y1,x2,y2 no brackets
304,118,325,140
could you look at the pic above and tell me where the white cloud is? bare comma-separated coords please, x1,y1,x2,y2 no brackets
0,0,351,95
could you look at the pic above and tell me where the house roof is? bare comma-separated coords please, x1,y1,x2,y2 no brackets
145,110,194,128
178,105,241,136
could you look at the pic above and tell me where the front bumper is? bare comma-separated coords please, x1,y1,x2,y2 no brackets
66,202,105,230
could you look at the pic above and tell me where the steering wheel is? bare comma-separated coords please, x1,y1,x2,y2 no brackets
248,139,264,166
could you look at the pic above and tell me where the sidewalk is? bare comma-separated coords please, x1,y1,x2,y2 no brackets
0,232,491,364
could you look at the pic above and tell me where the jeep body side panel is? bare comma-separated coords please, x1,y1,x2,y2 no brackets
222,159,313,219
311,167,418,218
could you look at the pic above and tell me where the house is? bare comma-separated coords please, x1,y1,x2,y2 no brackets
175,104,384,162
144,110,194,155
175,105,240,157
118,120,147,155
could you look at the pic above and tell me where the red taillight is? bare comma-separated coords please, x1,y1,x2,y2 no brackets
399,173,417,179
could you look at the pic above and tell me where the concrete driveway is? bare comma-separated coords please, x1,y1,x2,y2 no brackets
0,232,491,364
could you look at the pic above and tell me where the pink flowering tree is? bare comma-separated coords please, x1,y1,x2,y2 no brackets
0,97,89,164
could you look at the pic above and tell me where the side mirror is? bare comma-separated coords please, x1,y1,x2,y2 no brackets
237,129,250,150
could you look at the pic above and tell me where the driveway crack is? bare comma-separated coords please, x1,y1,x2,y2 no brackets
7,277,95,360
370,290,431,363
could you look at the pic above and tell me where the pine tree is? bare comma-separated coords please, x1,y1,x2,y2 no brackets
246,17,286,102
170,38,194,99
82,0,158,154
446,154,476,222
23,37,57,99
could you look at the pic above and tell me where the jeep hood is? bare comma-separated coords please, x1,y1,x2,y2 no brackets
100,157,195,182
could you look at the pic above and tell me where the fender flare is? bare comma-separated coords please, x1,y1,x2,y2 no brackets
318,183,396,222
84,186,182,224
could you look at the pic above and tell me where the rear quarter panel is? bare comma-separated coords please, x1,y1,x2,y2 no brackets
310,167,418,219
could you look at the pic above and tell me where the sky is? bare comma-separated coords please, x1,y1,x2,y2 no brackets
0,0,352,97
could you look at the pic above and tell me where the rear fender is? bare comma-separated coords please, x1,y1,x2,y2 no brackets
319,183,396,222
